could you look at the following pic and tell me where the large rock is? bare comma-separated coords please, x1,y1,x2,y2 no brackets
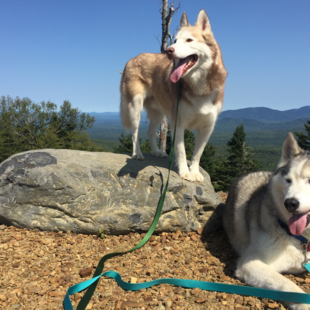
0,150,224,235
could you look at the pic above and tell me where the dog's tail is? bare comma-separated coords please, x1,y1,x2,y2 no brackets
120,95,132,131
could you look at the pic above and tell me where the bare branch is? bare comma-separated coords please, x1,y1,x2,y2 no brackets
118,70,123,75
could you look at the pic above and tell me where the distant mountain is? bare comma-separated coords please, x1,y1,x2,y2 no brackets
218,106,310,122
88,106,310,123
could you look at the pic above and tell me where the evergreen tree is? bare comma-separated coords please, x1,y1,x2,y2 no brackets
295,121,310,150
113,132,134,154
0,96,100,163
219,124,262,191
113,133,153,155
199,143,218,183
166,127,195,160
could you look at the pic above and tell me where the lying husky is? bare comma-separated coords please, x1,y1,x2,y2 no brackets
120,10,227,182
223,133,310,310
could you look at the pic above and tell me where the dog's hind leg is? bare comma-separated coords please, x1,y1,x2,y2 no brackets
129,94,144,160
145,103,168,158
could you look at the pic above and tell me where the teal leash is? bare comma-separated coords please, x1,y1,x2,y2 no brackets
63,81,310,309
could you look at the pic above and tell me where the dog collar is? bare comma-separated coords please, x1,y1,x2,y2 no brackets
278,219,310,251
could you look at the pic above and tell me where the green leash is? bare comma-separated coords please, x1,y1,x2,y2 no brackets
63,81,310,310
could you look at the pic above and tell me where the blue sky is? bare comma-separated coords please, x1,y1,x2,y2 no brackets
1,0,309,113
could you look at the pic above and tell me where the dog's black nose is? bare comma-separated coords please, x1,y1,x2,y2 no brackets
284,198,300,212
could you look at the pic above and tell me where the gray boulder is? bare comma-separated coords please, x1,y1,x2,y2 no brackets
0,150,224,235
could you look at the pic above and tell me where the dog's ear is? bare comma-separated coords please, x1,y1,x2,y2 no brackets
279,132,303,167
180,12,189,28
196,10,211,32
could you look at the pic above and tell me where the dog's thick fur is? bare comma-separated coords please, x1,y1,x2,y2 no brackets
120,10,227,182
223,133,310,310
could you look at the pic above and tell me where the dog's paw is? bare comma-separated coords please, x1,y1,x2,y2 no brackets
152,150,168,158
193,172,204,183
132,152,144,160
179,171,196,182
189,167,204,182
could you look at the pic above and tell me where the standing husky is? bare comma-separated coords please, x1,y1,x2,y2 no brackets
223,133,310,310
120,10,227,182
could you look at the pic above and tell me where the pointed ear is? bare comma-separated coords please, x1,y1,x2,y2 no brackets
180,12,189,28
196,9,211,32
279,132,303,167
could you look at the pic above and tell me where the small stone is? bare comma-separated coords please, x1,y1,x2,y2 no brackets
79,267,92,278
64,275,72,282
0,294,7,301
195,298,206,303
12,262,20,268
197,227,203,235
130,277,137,283
190,235,197,242
198,267,209,273
12,304,20,309
268,302,279,309
146,269,154,276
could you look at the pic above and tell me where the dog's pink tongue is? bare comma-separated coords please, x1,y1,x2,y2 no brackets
170,56,191,83
288,213,308,235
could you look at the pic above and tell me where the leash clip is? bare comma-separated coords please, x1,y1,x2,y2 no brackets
302,242,309,252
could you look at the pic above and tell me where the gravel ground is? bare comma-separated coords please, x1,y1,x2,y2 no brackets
1,193,310,310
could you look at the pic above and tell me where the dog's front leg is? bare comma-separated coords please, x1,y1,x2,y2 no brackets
236,258,310,310
189,119,216,182
171,125,195,181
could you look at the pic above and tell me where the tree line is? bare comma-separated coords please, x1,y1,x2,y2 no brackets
113,124,261,191
0,96,105,162
2,95,310,192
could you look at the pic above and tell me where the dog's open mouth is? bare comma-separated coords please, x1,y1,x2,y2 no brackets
288,213,310,235
170,55,198,83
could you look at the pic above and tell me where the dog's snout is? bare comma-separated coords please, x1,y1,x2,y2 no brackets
284,198,300,213
166,47,175,60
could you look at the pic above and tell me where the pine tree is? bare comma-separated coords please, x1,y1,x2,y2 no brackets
113,133,153,155
295,121,310,150
166,127,195,160
219,124,261,191
199,143,217,181
113,132,134,154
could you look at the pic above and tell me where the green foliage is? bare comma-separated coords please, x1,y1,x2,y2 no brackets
295,120,310,150
113,124,263,193
0,96,103,163
215,124,262,191
113,132,154,154
98,228,105,239
166,128,195,159
199,144,218,183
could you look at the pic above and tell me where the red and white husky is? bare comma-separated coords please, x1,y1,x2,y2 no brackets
120,10,227,182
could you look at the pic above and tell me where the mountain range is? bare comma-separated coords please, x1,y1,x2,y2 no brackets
88,106,310,123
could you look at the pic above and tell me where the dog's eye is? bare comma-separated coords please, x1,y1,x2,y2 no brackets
285,178,292,184
174,39,177,43
186,39,193,42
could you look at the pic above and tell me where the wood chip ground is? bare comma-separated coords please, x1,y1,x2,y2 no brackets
1,193,310,310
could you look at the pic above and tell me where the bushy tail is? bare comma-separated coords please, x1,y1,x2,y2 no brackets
120,96,132,131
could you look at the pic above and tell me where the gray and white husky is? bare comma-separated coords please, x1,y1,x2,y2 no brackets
223,132,310,310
